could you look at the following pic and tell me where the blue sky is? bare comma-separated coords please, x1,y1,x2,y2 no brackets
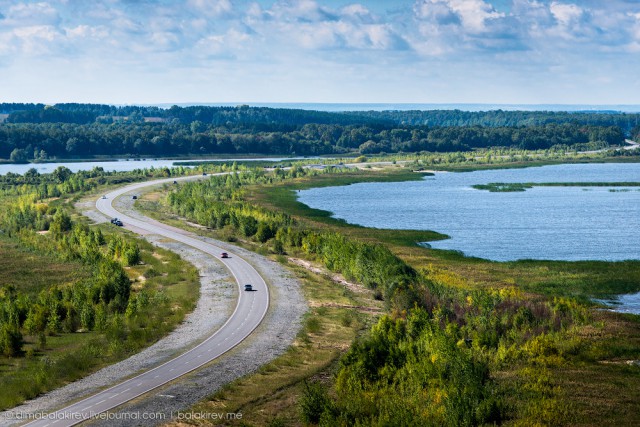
1,0,639,105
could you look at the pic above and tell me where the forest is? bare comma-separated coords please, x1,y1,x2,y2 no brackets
0,103,633,161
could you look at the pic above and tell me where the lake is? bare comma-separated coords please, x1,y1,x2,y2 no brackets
0,157,307,176
297,163,640,262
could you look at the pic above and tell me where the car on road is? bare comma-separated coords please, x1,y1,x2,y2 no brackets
112,219,123,226
221,252,229,258
202,172,207,176
132,195,137,200
110,218,119,224
244,284,253,291
101,195,107,199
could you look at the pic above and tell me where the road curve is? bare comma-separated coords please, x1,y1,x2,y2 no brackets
24,175,270,427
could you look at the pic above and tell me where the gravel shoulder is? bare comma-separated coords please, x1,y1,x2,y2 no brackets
0,187,306,427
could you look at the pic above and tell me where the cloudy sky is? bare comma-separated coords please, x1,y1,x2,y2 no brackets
1,0,639,105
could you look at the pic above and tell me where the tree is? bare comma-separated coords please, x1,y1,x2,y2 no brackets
9,148,29,163
255,222,274,243
52,166,73,183
49,211,72,235
65,137,79,154
0,324,23,357
24,168,40,178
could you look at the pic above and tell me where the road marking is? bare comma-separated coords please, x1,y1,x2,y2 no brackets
80,405,93,412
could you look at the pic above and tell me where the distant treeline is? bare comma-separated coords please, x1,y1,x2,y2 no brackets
0,103,632,160
3,103,639,130
342,109,640,132
0,103,384,127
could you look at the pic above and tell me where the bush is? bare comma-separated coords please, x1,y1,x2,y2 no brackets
0,324,23,357
300,380,332,424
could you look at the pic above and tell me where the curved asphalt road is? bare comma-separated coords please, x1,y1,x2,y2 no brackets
24,175,270,427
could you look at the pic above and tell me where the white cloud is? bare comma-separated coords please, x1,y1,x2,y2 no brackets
415,0,504,33
6,2,60,26
188,0,233,17
549,1,583,26
246,1,408,52
12,25,64,55
1,0,640,104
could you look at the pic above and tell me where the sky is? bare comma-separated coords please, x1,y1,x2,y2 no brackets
1,0,639,105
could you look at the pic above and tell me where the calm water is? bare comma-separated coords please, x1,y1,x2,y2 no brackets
298,163,640,262
0,157,307,175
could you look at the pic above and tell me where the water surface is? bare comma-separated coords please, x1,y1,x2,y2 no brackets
0,157,307,175
298,163,640,262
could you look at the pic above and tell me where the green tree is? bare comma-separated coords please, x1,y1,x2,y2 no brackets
52,166,73,183
9,148,29,163
49,211,72,235
0,324,23,357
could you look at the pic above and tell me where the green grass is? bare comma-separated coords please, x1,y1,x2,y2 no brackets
251,168,640,302
474,182,640,192
408,155,640,173
249,169,447,246
0,236,91,297
0,231,200,410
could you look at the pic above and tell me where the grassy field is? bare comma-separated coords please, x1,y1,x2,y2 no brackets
0,227,199,410
0,236,91,296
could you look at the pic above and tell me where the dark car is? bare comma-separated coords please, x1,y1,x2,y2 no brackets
110,218,119,224
114,220,123,226
244,284,253,291
202,172,207,176
221,252,229,258
132,195,137,200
